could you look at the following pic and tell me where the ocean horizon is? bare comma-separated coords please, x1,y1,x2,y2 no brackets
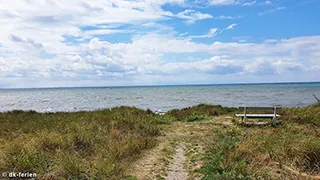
1,81,320,90
1,82,320,113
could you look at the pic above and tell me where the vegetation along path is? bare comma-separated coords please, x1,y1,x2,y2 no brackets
125,117,228,180
125,104,320,180
1,104,319,179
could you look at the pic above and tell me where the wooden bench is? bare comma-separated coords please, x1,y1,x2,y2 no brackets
236,106,281,125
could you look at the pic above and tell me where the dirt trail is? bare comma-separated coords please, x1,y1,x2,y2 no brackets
166,144,188,180
125,117,231,180
124,133,171,179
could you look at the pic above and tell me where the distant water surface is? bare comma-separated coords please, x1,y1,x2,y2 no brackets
0,83,320,112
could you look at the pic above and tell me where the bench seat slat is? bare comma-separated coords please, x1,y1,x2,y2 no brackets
235,114,281,118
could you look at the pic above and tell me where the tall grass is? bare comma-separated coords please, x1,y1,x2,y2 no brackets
282,104,320,126
1,104,231,179
199,104,320,179
0,107,163,179
198,126,254,179
1,103,319,179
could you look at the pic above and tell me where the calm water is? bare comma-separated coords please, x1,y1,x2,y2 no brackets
1,83,320,112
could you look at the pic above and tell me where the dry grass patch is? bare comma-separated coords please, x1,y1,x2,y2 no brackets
0,107,164,179
198,105,320,179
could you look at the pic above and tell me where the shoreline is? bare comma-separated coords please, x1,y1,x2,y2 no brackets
0,104,313,114
0,102,317,114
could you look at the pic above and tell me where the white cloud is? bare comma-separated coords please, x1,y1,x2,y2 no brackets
81,29,128,39
209,0,240,6
176,9,213,23
0,1,319,88
220,23,237,34
312,65,320,71
213,15,243,20
264,39,278,43
189,28,218,39
226,23,237,30
179,32,189,37
258,7,285,15
140,56,243,75
209,0,258,6
242,1,256,6
2,34,320,87
0,0,188,56
264,1,272,5
209,0,271,6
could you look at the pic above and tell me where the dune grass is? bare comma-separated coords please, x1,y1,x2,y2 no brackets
166,104,237,121
0,106,164,179
0,104,236,179
198,104,320,179
0,103,319,179
282,103,320,126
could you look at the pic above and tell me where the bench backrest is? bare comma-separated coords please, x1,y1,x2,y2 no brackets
238,107,282,111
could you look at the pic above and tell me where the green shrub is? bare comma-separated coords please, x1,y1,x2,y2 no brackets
184,115,211,122
150,115,174,124
167,104,237,121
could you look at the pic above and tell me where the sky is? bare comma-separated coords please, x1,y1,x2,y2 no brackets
0,0,319,88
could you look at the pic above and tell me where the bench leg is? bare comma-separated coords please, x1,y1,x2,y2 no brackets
272,116,276,126
240,117,247,124
242,116,247,124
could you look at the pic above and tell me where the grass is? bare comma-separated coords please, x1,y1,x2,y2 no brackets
0,106,163,179
0,104,223,179
198,104,320,179
1,103,319,179
184,115,212,122
198,126,254,180
166,104,237,121
232,124,320,178
282,103,320,126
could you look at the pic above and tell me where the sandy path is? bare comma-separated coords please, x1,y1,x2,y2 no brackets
125,116,296,180
166,144,188,180
125,118,227,180
125,134,170,179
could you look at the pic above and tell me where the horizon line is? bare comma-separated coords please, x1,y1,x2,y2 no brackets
1,81,320,90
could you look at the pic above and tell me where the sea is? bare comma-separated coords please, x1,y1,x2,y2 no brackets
0,82,320,113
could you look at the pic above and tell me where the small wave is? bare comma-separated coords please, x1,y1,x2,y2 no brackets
154,109,166,115
42,108,54,113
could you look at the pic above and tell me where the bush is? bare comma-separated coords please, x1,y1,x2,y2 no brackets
167,104,237,121
184,115,211,122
